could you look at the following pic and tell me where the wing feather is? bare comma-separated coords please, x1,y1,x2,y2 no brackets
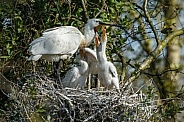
29,26,83,55
108,62,118,77
83,48,97,62
62,67,79,87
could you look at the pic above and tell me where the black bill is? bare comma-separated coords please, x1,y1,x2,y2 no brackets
99,21,124,29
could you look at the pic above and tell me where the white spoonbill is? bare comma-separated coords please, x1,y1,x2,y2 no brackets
28,19,113,82
62,49,88,89
95,29,120,93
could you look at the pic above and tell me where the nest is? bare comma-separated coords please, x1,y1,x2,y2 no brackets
2,72,161,122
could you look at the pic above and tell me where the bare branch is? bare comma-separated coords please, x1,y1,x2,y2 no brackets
94,0,106,18
122,27,184,92
81,0,89,20
143,0,160,45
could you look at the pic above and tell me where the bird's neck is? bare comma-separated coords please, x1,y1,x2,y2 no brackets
96,45,107,63
84,24,95,44
101,41,107,60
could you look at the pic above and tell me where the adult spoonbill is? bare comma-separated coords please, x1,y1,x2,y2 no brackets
28,18,114,82
82,48,98,89
95,29,120,93
61,49,88,89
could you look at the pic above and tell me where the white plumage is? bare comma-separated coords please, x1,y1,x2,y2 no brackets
28,19,104,62
95,29,120,92
62,50,89,89
28,26,83,61
83,48,98,74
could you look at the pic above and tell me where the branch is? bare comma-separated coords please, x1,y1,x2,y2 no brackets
143,68,180,77
94,0,106,18
54,1,63,22
122,27,184,92
81,0,89,20
143,0,160,45
0,72,19,95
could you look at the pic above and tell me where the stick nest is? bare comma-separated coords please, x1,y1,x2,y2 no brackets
2,72,166,122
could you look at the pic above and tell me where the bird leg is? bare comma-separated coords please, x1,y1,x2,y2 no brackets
33,61,36,73
94,74,100,89
88,74,91,90
97,79,101,90
53,59,62,84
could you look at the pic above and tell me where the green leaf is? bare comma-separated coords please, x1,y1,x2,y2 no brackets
36,107,46,113
78,8,83,13
18,28,22,33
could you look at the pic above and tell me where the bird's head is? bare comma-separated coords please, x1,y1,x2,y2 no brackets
87,19,102,33
75,48,84,62
87,19,101,28
87,18,120,33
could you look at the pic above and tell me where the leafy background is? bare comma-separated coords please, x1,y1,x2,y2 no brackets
0,0,184,121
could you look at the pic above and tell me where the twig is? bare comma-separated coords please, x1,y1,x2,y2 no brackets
55,91,74,109
143,68,180,76
22,102,32,122
143,0,160,45
54,1,62,22
95,0,106,18
135,78,152,94
81,0,89,20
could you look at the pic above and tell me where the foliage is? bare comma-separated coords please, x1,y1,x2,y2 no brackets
0,0,184,121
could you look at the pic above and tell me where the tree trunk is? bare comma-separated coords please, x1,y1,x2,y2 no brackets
163,0,180,98
163,0,180,121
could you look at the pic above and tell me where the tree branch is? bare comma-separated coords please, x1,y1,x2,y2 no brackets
81,0,89,20
143,0,160,45
143,68,180,77
121,27,184,92
94,0,106,18
0,72,19,95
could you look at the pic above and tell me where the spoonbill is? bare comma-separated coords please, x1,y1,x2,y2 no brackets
62,49,88,89
28,19,115,82
95,29,120,93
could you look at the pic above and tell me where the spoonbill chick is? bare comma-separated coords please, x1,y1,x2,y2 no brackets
62,49,89,89
95,29,120,93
